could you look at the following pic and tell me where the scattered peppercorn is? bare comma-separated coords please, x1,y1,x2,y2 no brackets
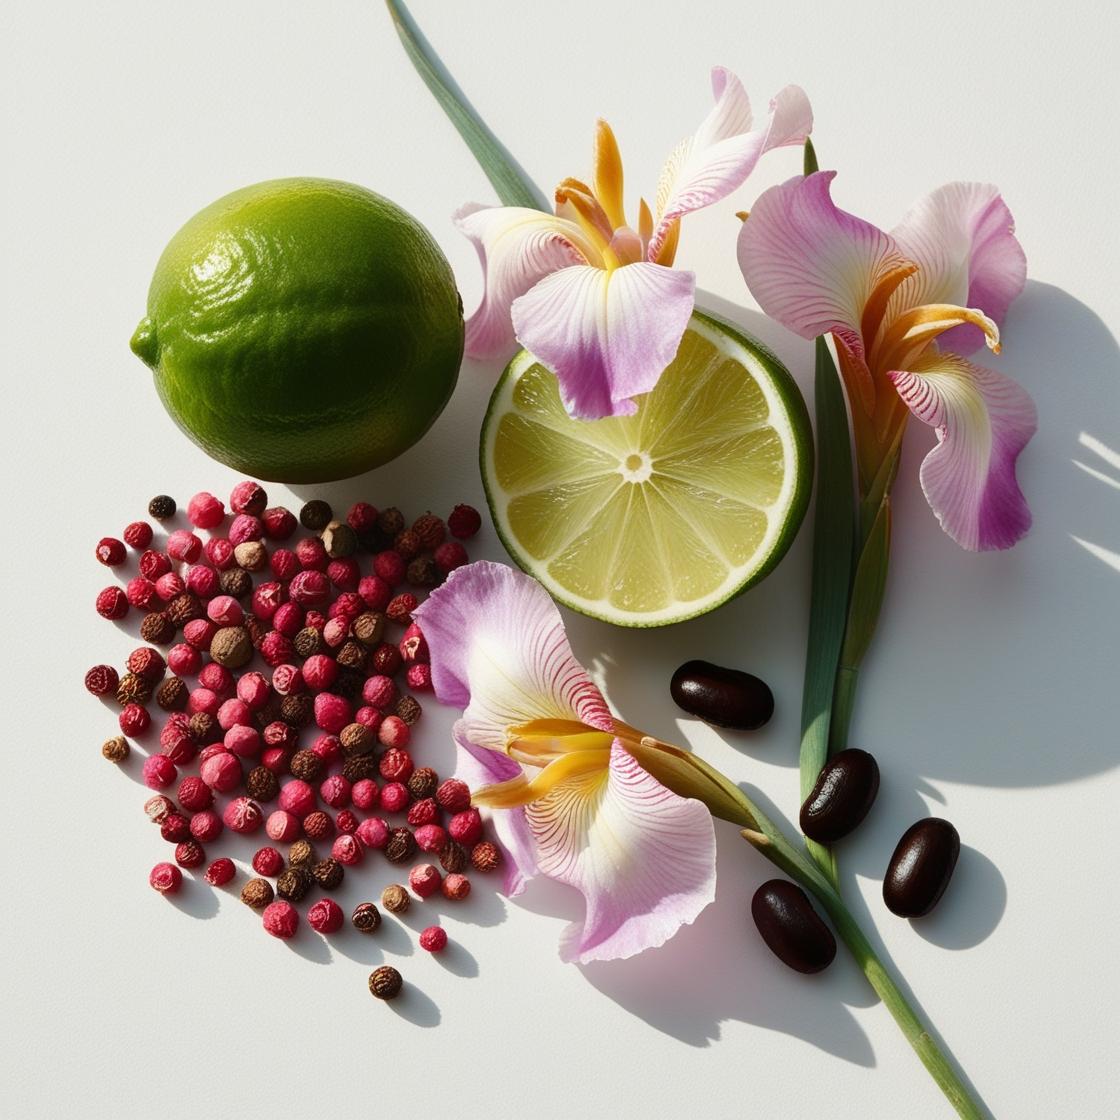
351,611,384,647
140,611,175,644
303,810,333,841
385,827,417,864
123,521,154,550
175,840,205,869
288,749,322,782
188,711,216,742
96,586,130,620
419,925,448,953
262,900,300,939
148,495,176,520
155,677,189,712
339,722,375,758
116,672,152,706
393,529,422,560
167,593,204,627
144,795,176,824
85,664,120,697
218,568,252,599
244,765,279,802
442,873,472,901
292,626,322,659
321,520,357,559
409,863,442,898
241,878,274,908
300,500,333,531
368,965,403,1000
471,840,502,872
351,902,381,933
381,883,410,914
308,897,345,934
411,513,445,550
280,695,314,729
405,556,439,588
407,767,438,800
150,862,182,894
252,846,285,876
205,857,236,886
448,504,482,539
312,858,344,890
436,779,471,813
288,839,316,869
210,626,253,669
439,840,468,874
102,736,130,763
386,592,418,625
276,867,312,902
120,703,152,737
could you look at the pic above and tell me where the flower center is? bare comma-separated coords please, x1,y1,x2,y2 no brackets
619,450,653,483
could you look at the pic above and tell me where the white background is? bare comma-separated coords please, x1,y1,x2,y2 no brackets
3,2,1118,1117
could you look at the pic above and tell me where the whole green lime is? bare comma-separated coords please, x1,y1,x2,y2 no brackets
131,178,463,482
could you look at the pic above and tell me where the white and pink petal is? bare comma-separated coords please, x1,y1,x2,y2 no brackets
890,350,1037,550
511,261,695,419
527,743,717,963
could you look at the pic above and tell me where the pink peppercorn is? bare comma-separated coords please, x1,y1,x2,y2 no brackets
160,812,191,842
177,776,213,812
167,529,203,563
159,714,194,759
198,743,227,765
386,593,418,625
266,810,302,843
331,833,363,866
269,548,300,582
262,506,298,540
185,564,220,599
189,810,223,843
311,734,342,765
200,750,241,792
449,808,483,847
379,747,413,783
84,664,119,696
228,513,263,546
406,664,432,691
278,779,316,818
204,857,236,886
188,688,220,718
251,581,285,621
223,797,262,834
419,925,448,953
96,586,129,620
217,697,251,730
186,492,224,529
236,671,270,710
252,846,284,876
327,557,360,590
351,779,379,811
264,748,293,776
183,618,218,649
320,774,351,809
373,550,406,585
336,809,359,834
407,797,438,827
125,577,158,610
362,675,397,710
144,795,176,825
123,521,154,550
358,575,392,612
320,616,347,649
230,480,267,516
271,663,304,696
314,692,351,734
271,603,304,638
304,609,327,631
294,537,328,571
354,707,383,733
442,873,471,901
199,663,234,695
399,623,429,664
167,643,202,676
142,753,176,789
301,653,338,691
380,782,410,814
95,536,127,566
448,503,482,539
356,817,390,849
120,703,151,737
307,897,344,934
205,537,235,570
436,779,472,813
346,501,379,533
409,863,441,899
414,824,447,853
224,724,260,758
175,840,206,869
329,592,364,620
262,721,297,751
262,900,299,939
259,631,295,667
207,594,243,626
150,863,182,894
378,718,411,752
434,541,469,574
139,550,172,580
154,572,185,602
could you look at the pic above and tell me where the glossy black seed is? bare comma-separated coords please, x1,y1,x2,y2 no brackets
800,749,880,843
883,818,960,918
751,879,836,974
670,659,774,730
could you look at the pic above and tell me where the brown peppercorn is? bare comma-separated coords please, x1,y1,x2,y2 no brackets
381,883,410,914
406,556,439,588
101,735,130,763
292,626,323,659
407,766,438,800
439,839,468,874
385,595,416,625
341,753,378,783
411,512,446,550
312,858,344,890
155,676,188,712
288,839,316,868
395,696,422,726
351,902,382,933
244,615,267,647
219,568,252,599
246,765,279,801
300,499,333,531
210,625,253,669
393,529,422,560
368,965,403,1001
377,507,405,537
241,878,274,909
115,672,152,706
371,643,402,676
471,840,502,872
280,694,313,728
254,696,282,730
321,519,357,558
167,592,204,626
234,540,267,572
351,612,385,647
288,749,322,781
140,610,175,644
188,711,216,742
339,722,375,758
148,494,176,520
276,867,312,902
334,668,365,701
385,827,416,865
335,640,368,672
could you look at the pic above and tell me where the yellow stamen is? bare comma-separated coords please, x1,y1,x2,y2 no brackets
506,719,615,766
879,303,1000,372
555,178,620,267
638,198,653,245
735,210,750,222
472,749,611,809
860,261,919,350
593,120,626,231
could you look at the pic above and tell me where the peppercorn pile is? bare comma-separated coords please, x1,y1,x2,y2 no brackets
87,483,497,1000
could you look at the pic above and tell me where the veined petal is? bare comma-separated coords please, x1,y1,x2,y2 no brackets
511,261,695,419
737,171,909,368
454,203,596,358
890,350,1037,550
649,71,812,264
891,183,1027,355
527,742,717,963
413,560,613,748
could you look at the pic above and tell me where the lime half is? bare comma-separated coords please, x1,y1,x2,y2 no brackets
480,310,812,627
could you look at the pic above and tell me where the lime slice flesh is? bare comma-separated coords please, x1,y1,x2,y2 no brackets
480,310,812,627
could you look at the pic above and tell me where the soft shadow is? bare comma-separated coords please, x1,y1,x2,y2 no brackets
909,846,1006,951
433,940,480,978
401,883,507,928
387,983,442,1027
286,929,333,965
167,881,220,920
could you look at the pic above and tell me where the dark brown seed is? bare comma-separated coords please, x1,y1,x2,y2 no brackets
407,767,438,800
799,749,880,843
385,827,416,864
352,902,381,933
368,965,403,1000
277,867,311,902
240,878,274,909
288,748,322,781
299,500,333,531
280,694,313,729
148,495,176,520
312,858,344,890
669,659,774,730
751,879,836,974
377,507,405,537
155,676,188,712
140,611,175,644
219,568,252,599
321,520,357,558
292,626,323,659
246,765,279,802
883,818,960,918
288,839,316,868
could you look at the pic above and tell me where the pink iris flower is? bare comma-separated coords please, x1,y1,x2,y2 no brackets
455,68,812,419
738,171,1036,550
413,560,736,963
